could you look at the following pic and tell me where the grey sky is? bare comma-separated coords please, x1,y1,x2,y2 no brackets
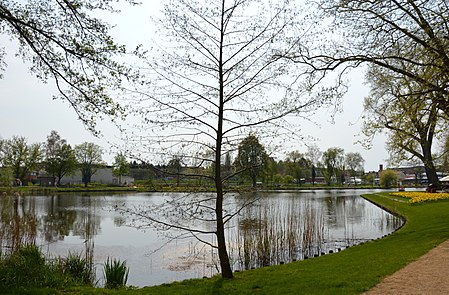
0,1,388,171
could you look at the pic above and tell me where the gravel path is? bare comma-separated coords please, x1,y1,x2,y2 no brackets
364,239,449,295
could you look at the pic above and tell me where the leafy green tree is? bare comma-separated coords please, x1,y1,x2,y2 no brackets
74,142,103,187
363,65,444,186
235,135,269,188
363,173,376,187
0,166,13,186
263,157,279,186
0,0,137,132
167,157,183,186
345,152,365,185
272,174,284,186
380,170,399,188
304,0,449,118
285,151,311,186
0,136,43,183
45,131,77,186
112,153,130,185
322,147,344,185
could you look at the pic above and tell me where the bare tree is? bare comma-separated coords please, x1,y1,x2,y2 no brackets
119,0,341,279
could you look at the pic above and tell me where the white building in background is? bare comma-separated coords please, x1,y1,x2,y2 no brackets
60,167,134,186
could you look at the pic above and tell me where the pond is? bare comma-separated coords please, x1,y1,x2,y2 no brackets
0,189,402,287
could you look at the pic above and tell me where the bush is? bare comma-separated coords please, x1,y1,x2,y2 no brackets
380,169,399,188
0,245,64,289
103,257,129,289
0,245,96,292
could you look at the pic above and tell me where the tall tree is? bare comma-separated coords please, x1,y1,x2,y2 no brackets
322,147,344,185
74,142,103,187
235,135,269,188
45,130,77,185
362,65,444,186
296,0,449,118
305,144,322,185
0,136,43,182
112,152,130,185
345,152,365,184
285,150,310,186
0,0,138,132
119,0,338,279
167,157,183,187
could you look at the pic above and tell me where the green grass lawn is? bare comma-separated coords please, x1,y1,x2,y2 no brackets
7,192,449,294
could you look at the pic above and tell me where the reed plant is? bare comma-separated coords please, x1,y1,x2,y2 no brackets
103,257,129,289
233,199,324,270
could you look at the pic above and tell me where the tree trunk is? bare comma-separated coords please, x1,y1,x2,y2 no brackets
215,188,233,279
214,2,233,278
251,173,257,188
417,135,439,187
312,166,316,185
422,148,440,187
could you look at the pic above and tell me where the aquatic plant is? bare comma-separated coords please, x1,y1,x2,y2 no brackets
62,251,95,285
103,257,129,289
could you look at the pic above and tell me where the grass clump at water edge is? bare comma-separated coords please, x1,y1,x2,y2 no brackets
0,245,96,294
103,257,129,289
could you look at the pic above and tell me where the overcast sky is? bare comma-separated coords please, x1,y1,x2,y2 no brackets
0,1,388,171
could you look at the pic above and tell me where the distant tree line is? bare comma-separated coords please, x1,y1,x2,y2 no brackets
0,131,108,187
127,134,367,187
3,131,447,189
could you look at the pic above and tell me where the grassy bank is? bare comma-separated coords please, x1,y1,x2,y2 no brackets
4,192,449,294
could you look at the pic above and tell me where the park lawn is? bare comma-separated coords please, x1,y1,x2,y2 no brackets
8,192,449,294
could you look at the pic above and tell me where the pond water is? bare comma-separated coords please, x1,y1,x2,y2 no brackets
0,189,402,287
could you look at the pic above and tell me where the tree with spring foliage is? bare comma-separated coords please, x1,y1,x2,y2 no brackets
0,136,43,183
74,142,104,187
45,131,77,186
291,0,449,118
112,152,129,185
0,0,138,132
345,152,364,184
117,0,341,279
235,135,269,188
322,147,345,185
284,150,311,186
362,64,445,186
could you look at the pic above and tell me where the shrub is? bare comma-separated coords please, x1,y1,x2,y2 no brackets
103,257,129,289
379,169,399,188
0,245,64,289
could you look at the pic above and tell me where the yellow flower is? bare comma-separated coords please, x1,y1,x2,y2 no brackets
392,191,449,203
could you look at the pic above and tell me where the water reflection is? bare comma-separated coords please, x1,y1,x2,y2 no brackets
0,190,402,287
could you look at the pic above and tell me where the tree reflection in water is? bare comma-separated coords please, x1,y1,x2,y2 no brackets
0,194,99,268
